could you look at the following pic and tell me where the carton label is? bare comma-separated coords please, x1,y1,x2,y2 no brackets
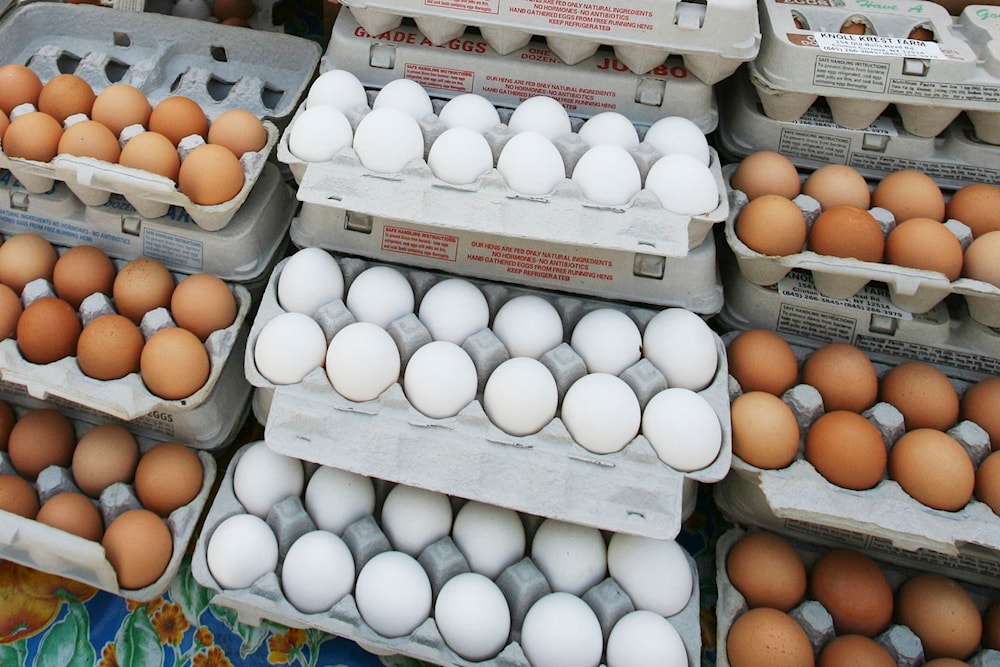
813,32,946,60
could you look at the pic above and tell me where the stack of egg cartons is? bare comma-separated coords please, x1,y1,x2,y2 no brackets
0,1,320,601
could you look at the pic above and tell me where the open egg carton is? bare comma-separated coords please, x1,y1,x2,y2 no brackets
716,67,1000,190
715,528,1000,667
247,252,732,540
0,396,217,602
0,2,319,231
714,330,1000,587
325,10,719,130
191,440,703,666
749,0,1000,141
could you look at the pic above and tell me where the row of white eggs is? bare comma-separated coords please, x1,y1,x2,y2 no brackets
285,70,718,212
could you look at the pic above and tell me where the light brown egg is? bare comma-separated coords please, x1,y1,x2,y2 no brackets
0,233,58,295
112,257,175,325
817,634,896,667
71,423,140,498
962,230,1000,288
889,428,975,511
805,410,887,491
16,296,81,365
76,313,145,381
731,391,801,470
801,342,879,412
177,143,245,206
0,283,22,340
808,205,885,262
947,182,1000,238
895,573,982,660
119,131,181,181
726,531,807,611
52,244,117,310
0,401,15,452
802,164,871,210
984,600,1000,649
726,607,815,667
212,0,255,21
134,441,203,516
884,217,964,281
36,491,104,541
0,474,40,518
148,96,208,146
726,328,800,396
102,508,173,590
0,64,43,116
963,377,1000,450
878,361,959,431
2,111,63,162
7,408,76,481
975,450,1000,516
734,194,808,256
37,74,96,124
872,169,945,223
91,83,152,138
57,119,121,163
810,548,893,637
207,108,267,158
139,327,210,400
729,151,801,201
170,273,238,341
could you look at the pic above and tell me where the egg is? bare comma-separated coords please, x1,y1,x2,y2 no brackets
606,532,692,616
6,408,75,481
731,391,800,470
644,153,719,216
805,410,887,491
878,361,959,431
403,340,478,419
889,428,975,511
808,204,885,262
802,164,871,210
427,127,493,185
417,277,489,344
571,144,642,206
734,194,807,256
570,307,641,375
277,247,345,316
134,441,203,516
726,328,800,396
577,111,639,150
232,441,304,518
561,372,641,454
2,111,63,162
962,377,1000,449
809,548,893,636
37,74,95,124
729,150,801,200
102,508,173,590
434,572,511,662
507,95,572,140
641,115,710,165
16,296,82,365
726,531,807,611
287,105,354,163
112,257,175,325
139,326,210,400
606,610,687,667
884,217,963,280
642,387,722,472
946,182,1000,237
91,83,152,138
894,573,982,660
170,273,237,341
52,245,116,309
71,423,140,498
352,108,424,174
306,70,370,114
438,93,501,133
281,530,355,614
325,321,400,402
726,607,814,667
801,342,878,412
372,78,434,120
303,465,375,534
119,131,181,181
483,357,558,436
962,230,1000,287
149,95,209,146
531,518,607,595
872,169,945,222
496,131,565,196
0,233,58,294
520,592,604,667
36,491,104,542
253,312,327,384
76,313,144,380
178,143,245,206
0,64,43,116
0,474,40,518
817,633,896,667
450,500,525,579
206,513,279,589
354,550,432,637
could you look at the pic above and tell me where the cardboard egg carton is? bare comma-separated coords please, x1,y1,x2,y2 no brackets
714,330,1000,587
325,10,719,129
716,68,1000,191
0,2,319,231
247,253,730,539
750,0,1000,141
191,441,702,666
714,528,1000,667
0,398,217,602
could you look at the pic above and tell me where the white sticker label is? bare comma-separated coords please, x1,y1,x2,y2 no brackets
814,32,946,60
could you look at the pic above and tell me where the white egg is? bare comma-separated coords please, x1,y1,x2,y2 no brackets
607,533,692,617
496,131,565,197
643,116,710,166
372,78,434,120
531,518,607,595
326,321,401,401
288,106,354,163
483,357,558,436
451,500,526,579
417,277,490,344
507,95,572,140
561,373,641,454
403,340,478,419
642,308,718,391
352,107,425,174
606,610,688,667
644,153,719,216
345,265,415,328
491,294,564,358
380,484,453,557
521,592,604,667
578,112,640,150
439,93,502,133
306,69,369,113
304,466,376,535
253,312,327,384
277,247,344,316
206,513,279,590
570,308,642,375
427,127,494,186
642,387,722,472
571,144,642,206
355,550,432,637
435,572,512,661
232,441,305,518
281,530,355,614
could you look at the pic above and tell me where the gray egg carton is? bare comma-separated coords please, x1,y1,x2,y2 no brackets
191,441,702,666
716,69,1000,191
751,0,1000,141
246,253,730,540
0,2,319,230
0,399,217,602
325,10,719,130
714,330,1000,587
714,528,1000,667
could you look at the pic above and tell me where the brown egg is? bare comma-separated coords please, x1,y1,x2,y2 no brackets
802,164,871,210
947,182,1000,238
134,441,204,516
71,423,140,498
0,474,40,518
102,508,173,590
962,230,1000,288
984,600,1000,649
734,194,808,256
52,244,117,309
884,217,964,281
0,283,22,340
805,410,887,490
170,273,238,341
817,634,896,667
0,64,43,116
808,205,885,262
91,83,152,138
139,327,210,400
119,131,181,181
16,296,82,365
76,313,145,381
729,151,801,201
213,0,255,21
57,119,121,163
726,607,815,667
810,548,893,637
878,361,959,431
801,342,879,412
872,169,945,223
726,328,800,396
7,408,76,481
963,377,1000,450
889,428,975,511
975,450,1000,516
731,391,801,470
895,573,982,660
0,233,58,295
177,143,246,206
726,531,807,611
112,257,175,324
148,96,208,146
0,400,15,452
37,74,96,124
36,491,104,541
1,111,63,162
207,108,267,158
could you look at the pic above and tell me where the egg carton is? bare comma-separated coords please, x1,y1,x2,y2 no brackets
714,528,1000,667
750,0,1000,141
247,254,731,540
0,2,319,230
714,330,1000,587
191,441,703,666
716,67,1000,191
0,398,217,602
325,10,719,130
